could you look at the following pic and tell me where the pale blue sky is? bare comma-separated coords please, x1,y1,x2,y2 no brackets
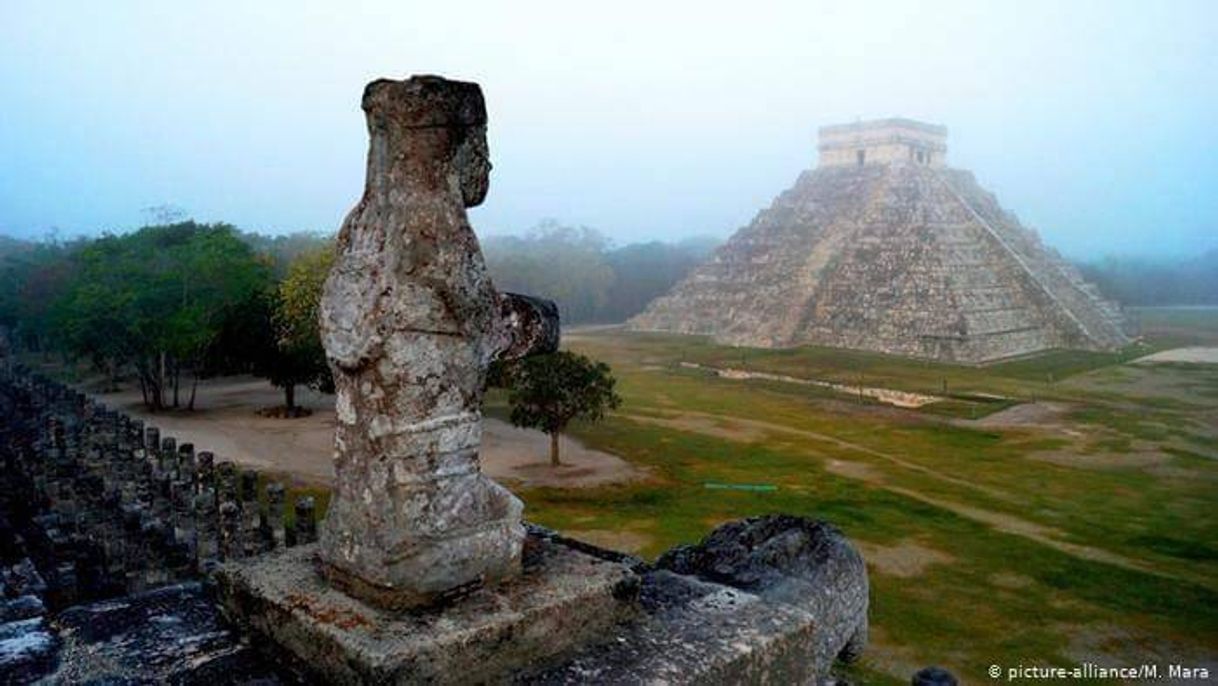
1,0,1215,258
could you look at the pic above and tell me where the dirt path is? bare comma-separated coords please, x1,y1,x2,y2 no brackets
971,401,1074,428
622,409,1217,591
880,486,1175,580
855,539,954,578
676,362,944,408
1133,346,1218,364
87,376,646,489
621,410,1015,502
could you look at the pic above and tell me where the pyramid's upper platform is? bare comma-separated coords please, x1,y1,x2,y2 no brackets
818,118,947,168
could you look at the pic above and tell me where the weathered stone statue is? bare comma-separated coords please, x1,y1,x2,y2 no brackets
215,75,867,685
317,75,558,607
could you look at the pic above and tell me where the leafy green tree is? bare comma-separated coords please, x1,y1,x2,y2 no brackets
54,222,271,410
264,244,334,413
0,238,76,354
153,225,267,407
503,351,622,466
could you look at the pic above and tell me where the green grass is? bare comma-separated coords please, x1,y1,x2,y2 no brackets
546,311,1218,681
31,308,1218,682
518,412,1218,681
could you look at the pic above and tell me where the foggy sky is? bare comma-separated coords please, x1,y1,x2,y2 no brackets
1,0,1215,259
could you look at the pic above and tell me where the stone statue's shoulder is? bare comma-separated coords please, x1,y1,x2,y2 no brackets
320,246,385,369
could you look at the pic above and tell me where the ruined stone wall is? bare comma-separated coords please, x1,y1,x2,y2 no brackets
819,142,945,168
0,366,320,613
818,119,947,169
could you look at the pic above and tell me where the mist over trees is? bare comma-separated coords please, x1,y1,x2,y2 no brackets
0,222,335,412
481,221,719,324
0,219,716,410
2,216,1213,409
1079,250,1218,306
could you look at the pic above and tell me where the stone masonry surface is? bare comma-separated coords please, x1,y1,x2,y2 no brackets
629,125,1130,363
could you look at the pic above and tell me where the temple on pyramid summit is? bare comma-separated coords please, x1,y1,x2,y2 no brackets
628,118,1132,363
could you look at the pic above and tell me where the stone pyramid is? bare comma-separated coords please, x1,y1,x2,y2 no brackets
629,119,1131,363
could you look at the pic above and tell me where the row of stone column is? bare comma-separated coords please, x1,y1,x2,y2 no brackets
0,365,320,608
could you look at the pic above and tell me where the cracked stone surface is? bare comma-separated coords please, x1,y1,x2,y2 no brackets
217,536,638,685
518,516,870,685
317,75,558,608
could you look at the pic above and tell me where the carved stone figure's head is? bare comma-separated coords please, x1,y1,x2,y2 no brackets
453,123,491,207
361,75,491,207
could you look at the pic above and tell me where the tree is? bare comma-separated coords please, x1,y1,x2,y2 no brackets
503,351,622,466
264,244,335,413
53,222,271,410
159,224,272,409
0,237,76,355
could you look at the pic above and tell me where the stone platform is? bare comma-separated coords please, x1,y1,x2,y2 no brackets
215,532,639,685
521,516,869,684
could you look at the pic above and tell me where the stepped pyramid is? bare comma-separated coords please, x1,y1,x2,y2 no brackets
629,119,1131,363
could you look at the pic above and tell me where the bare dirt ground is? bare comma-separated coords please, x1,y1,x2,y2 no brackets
972,401,1074,429
968,399,1100,438
562,529,653,554
88,375,646,489
677,362,944,408
624,409,1218,591
1027,448,1171,471
856,539,954,578
1132,346,1218,364
1062,623,1218,680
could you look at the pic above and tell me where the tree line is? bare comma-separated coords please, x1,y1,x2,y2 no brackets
1078,249,1218,307
0,219,709,413
481,220,719,324
0,222,333,412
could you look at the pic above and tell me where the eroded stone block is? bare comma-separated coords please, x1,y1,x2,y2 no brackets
216,534,638,685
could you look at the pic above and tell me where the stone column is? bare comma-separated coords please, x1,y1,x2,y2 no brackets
179,442,196,486
219,501,242,561
293,496,317,546
159,437,176,474
317,76,558,609
195,488,219,572
196,451,215,494
238,470,261,556
263,482,286,550
143,427,159,463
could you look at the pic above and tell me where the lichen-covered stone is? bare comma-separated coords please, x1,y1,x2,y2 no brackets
656,515,869,664
913,665,960,685
0,616,59,683
216,536,638,685
522,516,869,685
48,582,283,684
317,75,558,607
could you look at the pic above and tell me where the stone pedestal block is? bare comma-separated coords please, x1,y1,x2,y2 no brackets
215,534,638,685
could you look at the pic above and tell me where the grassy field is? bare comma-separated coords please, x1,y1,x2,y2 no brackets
494,308,1218,682
29,308,1217,681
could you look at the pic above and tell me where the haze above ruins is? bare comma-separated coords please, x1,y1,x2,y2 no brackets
1,0,1216,259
